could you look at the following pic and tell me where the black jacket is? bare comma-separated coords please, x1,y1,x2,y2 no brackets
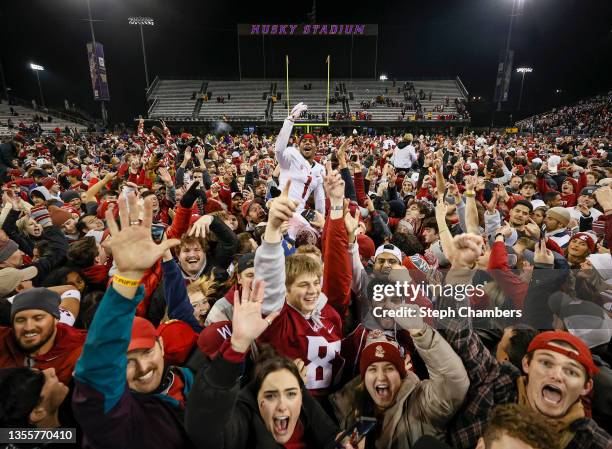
0,142,17,168
28,225,69,286
186,354,339,449
204,216,239,278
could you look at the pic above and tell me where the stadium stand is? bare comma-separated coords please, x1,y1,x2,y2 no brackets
0,100,89,136
516,91,611,136
148,77,469,123
146,79,203,119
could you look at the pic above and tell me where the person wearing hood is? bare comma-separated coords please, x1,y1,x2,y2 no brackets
391,134,417,172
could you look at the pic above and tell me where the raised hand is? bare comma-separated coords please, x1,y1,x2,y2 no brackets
230,279,280,353
290,102,308,120
485,190,499,213
293,359,307,383
106,193,180,280
158,167,173,186
267,181,298,240
496,220,513,238
2,189,21,211
189,215,213,239
324,168,345,203
344,205,360,240
435,196,448,225
310,210,326,229
524,218,541,239
464,175,476,192
533,238,554,265
594,185,612,211
184,147,192,162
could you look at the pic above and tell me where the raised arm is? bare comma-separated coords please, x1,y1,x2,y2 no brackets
85,172,115,204
73,194,180,446
254,181,298,315
275,103,307,169
322,170,352,318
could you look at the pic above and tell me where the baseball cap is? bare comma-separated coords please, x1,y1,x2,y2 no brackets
527,331,599,377
157,320,197,366
580,186,598,197
197,320,233,358
374,244,402,263
128,317,158,352
0,267,37,297
237,253,255,273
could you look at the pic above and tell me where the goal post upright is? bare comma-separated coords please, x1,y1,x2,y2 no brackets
286,55,331,129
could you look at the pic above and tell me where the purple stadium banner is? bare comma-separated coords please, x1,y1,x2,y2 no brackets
238,24,378,36
86,42,110,101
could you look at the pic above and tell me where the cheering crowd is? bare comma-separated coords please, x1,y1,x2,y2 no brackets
0,101,611,449
517,92,611,136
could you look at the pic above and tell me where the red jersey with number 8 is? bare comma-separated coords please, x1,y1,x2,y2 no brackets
258,301,344,396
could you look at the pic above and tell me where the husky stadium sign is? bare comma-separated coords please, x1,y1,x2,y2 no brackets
238,24,378,36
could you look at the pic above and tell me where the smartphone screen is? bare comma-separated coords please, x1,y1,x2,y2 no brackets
151,224,166,242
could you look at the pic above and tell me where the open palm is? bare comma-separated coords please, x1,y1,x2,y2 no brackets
105,193,179,274
231,279,280,352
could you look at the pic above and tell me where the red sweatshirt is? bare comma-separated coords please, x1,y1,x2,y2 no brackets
487,241,529,310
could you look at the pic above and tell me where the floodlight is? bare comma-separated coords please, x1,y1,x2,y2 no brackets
30,63,44,71
516,67,533,73
379,75,388,81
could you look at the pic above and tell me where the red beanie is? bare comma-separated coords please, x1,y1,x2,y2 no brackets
569,232,596,253
359,335,406,379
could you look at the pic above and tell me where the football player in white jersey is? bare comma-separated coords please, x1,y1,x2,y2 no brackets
274,102,326,215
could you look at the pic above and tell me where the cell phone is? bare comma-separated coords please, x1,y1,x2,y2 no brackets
335,417,377,448
301,209,316,223
151,224,166,243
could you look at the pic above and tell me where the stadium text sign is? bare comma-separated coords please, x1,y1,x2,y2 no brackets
239,24,378,36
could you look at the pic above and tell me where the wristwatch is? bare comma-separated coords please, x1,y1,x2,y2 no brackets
330,205,343,211
495,233,504,241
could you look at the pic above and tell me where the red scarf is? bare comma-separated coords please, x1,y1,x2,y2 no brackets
82,264,110,285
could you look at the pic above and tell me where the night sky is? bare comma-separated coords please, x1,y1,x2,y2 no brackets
1,0,610,126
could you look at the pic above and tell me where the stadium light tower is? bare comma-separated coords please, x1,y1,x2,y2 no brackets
516,66,533,110
29,63,46,109
128,17,155,90
379,74,388,81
